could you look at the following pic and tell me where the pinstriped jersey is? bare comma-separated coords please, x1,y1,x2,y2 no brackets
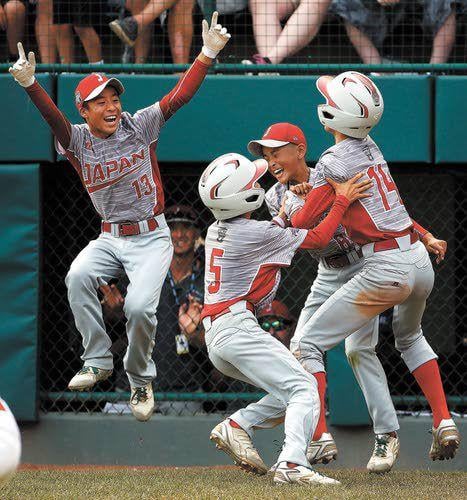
202,218,308,317
313,137,412,233
265,168,358,259
58,103,165,223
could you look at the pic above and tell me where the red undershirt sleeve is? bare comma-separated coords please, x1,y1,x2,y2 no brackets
159,58,210,120
291,184,336,229
300,195,351,249
412,219,429,239
25,81,72,150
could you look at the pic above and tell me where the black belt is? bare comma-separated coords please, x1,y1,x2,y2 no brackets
323,248,363,269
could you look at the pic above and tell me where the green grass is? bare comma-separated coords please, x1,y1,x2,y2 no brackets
2,467,466,500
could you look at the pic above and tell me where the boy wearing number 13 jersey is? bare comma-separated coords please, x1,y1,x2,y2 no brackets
9,13,231,421
287,72,460,462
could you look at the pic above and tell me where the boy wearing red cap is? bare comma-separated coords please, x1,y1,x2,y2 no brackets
224,121,456,473
9,13,230,422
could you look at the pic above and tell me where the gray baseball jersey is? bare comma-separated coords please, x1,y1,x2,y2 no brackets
313,136,412,235
202,218,308,317
57,103,165,223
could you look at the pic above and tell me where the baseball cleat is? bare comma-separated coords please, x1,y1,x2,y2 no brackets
306,432,338,464
273,462,340,485
130,383,154,422
109,17,138,47
68,366,112,391
210,419,268,475
367,433,400,473
429,418,461,460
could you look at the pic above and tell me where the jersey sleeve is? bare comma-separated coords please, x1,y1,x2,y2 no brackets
132,102,166,145
261,223,309,265
265,185,282,217
313,152,350,188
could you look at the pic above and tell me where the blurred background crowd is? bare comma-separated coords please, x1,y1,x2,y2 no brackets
0,0,466,65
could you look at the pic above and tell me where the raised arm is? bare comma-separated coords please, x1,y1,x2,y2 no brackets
159,12,230,120
290,183,336,229
9,42,72,149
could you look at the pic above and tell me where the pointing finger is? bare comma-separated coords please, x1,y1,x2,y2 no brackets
210,10,218,29
17,42,25,60
202,19,208,35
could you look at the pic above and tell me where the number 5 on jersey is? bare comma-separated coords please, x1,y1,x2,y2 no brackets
208,248,224,294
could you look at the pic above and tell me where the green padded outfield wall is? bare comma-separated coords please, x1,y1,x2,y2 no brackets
57,74,431,163
0,165,40,421
0,75,54,162
435,76,467,163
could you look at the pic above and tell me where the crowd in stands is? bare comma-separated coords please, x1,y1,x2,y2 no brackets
0,0,465,64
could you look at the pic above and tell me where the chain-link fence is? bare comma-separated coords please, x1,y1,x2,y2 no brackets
0,1,466,67
39,162,466,417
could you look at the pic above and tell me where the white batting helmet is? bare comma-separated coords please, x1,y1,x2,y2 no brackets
316,71,384,139
199,153,268,221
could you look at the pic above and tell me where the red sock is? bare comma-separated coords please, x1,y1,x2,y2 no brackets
412,359,451,428
229,419,242,429
287,462,299,468
312,372,328,440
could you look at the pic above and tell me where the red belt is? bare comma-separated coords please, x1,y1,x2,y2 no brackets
210,302,255,322
373,231,419,253
101,218,159,237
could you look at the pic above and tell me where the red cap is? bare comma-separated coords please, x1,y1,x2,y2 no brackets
258,300,293,321
75,73,125,110
248,123,307,157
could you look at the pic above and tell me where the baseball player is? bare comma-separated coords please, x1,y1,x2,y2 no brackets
199,152,372,485
286,72,460,462
0,397,21,488
8,12,230,422
238,121,448,473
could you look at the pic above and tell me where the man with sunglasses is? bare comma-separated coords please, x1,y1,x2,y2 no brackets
258,300,295,348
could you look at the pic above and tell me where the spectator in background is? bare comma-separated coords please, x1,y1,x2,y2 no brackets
242,0,332,64
53,0,103,63
0,0,26,62
258,300,295,349
109,0,195,63
35,0,57,63
101,205,208,415
332,0,459,64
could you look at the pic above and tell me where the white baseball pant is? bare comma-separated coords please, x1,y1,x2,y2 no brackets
203,303,320,467
231,240,437,436
65,213,173,388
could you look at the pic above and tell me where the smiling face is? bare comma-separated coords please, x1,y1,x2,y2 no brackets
261,143,307,185
170,221,199,257
80,86,122,138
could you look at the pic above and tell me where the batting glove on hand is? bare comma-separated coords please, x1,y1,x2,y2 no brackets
201,11,231,59
9,42,36,88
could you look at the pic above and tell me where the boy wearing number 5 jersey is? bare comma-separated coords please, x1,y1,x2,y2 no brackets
9,13,231,422
287,72,460,462
199,152,372,485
